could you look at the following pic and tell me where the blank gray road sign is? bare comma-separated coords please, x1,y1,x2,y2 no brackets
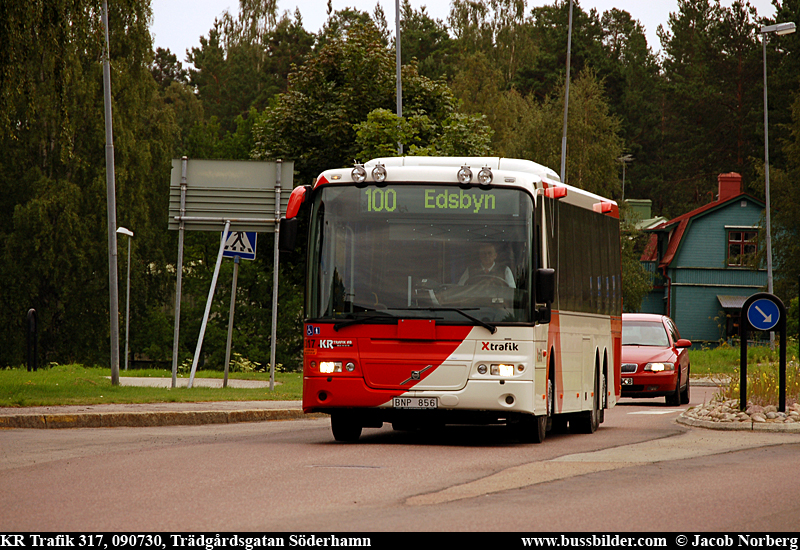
168,159,294,232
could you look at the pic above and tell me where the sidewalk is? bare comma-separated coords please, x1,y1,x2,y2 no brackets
0,377,314,429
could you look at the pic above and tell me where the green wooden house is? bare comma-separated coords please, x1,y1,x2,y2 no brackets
639,173,767,345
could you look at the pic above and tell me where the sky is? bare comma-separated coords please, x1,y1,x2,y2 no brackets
150,0,779,63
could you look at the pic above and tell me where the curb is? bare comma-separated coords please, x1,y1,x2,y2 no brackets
677,413,800,433
0,409,325,430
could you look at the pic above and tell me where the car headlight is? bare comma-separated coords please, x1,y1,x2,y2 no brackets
644,362,674,372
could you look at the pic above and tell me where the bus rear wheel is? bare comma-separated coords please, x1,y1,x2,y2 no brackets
331,412,362,442
572,369,600,434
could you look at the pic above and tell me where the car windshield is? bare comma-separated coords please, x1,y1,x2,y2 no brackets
306,184,534,325
622,320,670,347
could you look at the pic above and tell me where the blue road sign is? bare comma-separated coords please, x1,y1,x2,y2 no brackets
223,231,257,261
747,298,780,331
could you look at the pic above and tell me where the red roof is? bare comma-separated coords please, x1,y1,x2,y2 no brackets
640,192,763,267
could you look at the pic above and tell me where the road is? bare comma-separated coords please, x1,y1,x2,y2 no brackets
2,386,799,532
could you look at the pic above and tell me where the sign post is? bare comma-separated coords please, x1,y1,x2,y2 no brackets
739,292,787,412
221,232,257,388
169,159,293,389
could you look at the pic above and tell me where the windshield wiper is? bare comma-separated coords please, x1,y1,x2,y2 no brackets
396,307,497,335
333,311,396,332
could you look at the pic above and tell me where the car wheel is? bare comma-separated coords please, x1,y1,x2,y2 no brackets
331,412,362,442
680,367,691,404
665,373,681,406
572,368,600,434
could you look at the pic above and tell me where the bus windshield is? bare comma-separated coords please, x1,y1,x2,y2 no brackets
307,184,534,325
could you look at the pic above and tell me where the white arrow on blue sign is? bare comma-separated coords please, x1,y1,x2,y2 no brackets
223,231,257,261
747,298,780,331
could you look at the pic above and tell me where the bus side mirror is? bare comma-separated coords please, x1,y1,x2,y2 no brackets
279,185,311,253
535,268,555,324
278,218,298,252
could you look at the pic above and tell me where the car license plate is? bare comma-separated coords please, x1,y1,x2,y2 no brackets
393,397,438,409
622,377,633,386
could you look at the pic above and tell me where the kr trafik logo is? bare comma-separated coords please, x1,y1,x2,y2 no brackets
318,339,353,349
481,341,519,351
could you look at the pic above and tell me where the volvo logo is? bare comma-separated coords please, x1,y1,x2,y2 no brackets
400,365,434,385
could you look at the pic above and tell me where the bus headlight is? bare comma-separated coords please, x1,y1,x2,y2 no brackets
320,361,342,373
491,364,515,377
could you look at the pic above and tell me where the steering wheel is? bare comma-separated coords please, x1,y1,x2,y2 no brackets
467,274,512,288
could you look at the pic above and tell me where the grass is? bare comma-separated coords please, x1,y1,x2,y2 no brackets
689,340,800,406
688,340,800,376
4,342,799,408
0,364,303,408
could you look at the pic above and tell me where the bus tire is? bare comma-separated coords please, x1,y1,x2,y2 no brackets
599,366,607,425
331,412,362,442
516,414,547,444
572,368,600,434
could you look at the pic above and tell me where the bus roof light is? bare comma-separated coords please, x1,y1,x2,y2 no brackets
352,164,367,184
457,165,473,184
372,163,387,184
593,201,618,217
544,186,567,199
477,166,493,186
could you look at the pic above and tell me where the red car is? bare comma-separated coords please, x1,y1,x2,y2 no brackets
621,313,691,405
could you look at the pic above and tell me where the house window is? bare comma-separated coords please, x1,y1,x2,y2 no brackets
727,230,757,267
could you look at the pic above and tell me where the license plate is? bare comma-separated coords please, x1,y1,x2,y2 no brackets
622,377,633,386
392,397,438,409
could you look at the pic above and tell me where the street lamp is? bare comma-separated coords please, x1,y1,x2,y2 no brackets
116,227,134,370
559,0,574,183
760,21,794,348
617,154,634,202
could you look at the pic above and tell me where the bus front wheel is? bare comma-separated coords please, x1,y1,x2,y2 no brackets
331,412,362,442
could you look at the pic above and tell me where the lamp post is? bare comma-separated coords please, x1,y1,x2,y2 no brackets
618,154,634,202
395,0,403,155
559,0,574,183
117,227,134,371
760,21,794,348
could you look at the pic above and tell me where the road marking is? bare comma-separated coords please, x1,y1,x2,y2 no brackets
405,430,798,506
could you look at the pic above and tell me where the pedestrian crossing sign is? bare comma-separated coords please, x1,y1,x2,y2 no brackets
222,231,257,260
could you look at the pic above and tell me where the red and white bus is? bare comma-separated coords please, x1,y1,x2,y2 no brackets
281,157,622,442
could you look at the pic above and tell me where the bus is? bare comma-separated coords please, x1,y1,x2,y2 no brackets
280,157,622,443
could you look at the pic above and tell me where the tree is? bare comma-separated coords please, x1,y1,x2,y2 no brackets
0,0,177,366
597,9,662,204
151,47,189,90
769,92,800,308
399,0,455,80
656,0,763,217
506,68,623,197
619,206,654,312
513,0,605,101
252,19,479,185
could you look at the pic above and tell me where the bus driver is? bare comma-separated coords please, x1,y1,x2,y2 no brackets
458,243,515,288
